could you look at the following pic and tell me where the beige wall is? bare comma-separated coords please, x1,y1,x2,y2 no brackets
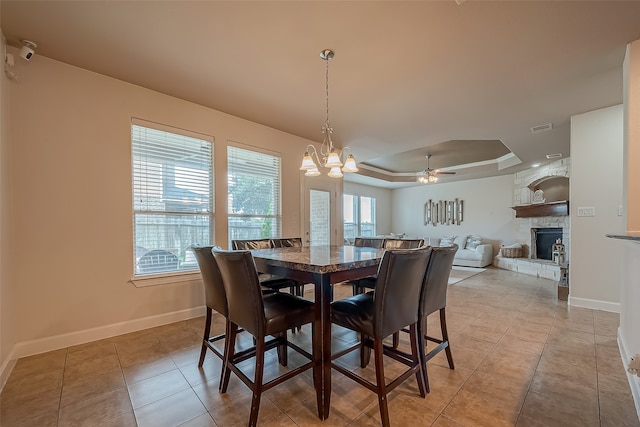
391,175,515,254
2,50,317,355
569,105,624,309
1,27,17,379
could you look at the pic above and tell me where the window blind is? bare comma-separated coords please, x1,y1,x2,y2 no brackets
132,122,214,276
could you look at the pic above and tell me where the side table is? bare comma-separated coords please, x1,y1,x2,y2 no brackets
557,262,569,301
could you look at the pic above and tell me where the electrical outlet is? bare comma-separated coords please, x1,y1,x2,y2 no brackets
577,207,596,217
629,355,640,377
618,205,623,216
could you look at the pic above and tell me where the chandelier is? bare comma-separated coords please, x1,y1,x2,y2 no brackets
299,49,358,178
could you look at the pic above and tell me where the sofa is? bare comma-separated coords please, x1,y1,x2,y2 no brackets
424,235,493,268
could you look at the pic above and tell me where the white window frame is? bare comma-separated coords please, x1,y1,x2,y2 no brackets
130,118,215,287
344,193,377,240
227,142,282,246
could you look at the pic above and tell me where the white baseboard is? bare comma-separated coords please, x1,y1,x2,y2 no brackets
618,330,640,421
568,296,621,313
0,306,205,391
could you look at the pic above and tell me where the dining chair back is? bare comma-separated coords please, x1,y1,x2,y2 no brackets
212,248,317,427
353,237,386,248
418,244,458,392
330,247,433,427
231,238,272,250
384,238,425,249
271,237,303,248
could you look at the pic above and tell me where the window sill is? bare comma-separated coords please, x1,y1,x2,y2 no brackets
130,271,201,288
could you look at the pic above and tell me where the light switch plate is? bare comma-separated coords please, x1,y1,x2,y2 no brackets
577,207,596,217
618,205,623,216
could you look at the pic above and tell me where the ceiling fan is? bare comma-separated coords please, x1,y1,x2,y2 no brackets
417,154,456,184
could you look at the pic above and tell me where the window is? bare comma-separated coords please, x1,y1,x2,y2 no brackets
132,120,214,276
344,194,376,240
227,145,281,245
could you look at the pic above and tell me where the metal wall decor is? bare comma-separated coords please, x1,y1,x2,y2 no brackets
424,199,464,226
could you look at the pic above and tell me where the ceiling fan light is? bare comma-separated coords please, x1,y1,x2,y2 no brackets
305,166,321,177
342,154,358,172
327,166,343,178
324,151,343,168
300,152,317,170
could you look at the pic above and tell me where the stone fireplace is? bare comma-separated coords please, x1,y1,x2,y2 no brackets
495,158,570,280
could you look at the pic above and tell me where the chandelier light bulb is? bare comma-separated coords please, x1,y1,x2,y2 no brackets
305,166,321,177
342,154,358,172
324,151,343,168
328,166,343,178
300,152,317,170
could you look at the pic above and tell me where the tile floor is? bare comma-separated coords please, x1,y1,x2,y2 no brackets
1,267,639,426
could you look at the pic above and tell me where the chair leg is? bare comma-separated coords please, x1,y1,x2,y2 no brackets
409,323,426,398
418,316,430,394
221,323,238,393
218,318,232,390
392,332,400,349
373,338,391,427
277,332,288,367
440,308,454,370
360,332,371,368
249,337,266,427
198,308,212,367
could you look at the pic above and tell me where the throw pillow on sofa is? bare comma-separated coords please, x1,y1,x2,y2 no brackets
466,235,483,250
440,236,455,247
453,235,467,249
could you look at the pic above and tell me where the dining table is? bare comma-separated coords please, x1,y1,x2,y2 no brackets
252,244,384,420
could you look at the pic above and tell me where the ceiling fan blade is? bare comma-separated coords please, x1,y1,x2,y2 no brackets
435,171,456,175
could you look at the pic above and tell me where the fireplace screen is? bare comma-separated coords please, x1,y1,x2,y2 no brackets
531,228,562,260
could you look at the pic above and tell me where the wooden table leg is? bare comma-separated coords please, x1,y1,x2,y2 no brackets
312,272,331,419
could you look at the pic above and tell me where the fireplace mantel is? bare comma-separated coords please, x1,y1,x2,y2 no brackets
511,200,569,218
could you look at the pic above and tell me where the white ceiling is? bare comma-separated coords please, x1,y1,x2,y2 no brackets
2,1,640,188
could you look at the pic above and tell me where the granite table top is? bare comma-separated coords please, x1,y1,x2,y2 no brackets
251,245,384,274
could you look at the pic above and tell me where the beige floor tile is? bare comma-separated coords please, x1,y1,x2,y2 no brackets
4,409,59,427
61,368,125,407
93,410,137,427
519,388,599,427
0,387,62,426
128,368,190,409
63,353,121,384
123,354,178,385
597,355,629,379
443,389,521,427
2,368,63,398
179,412,217,427
599,392,640,427
58,387,133,427
134,388,207,427
8,349,67,378
431,414,466,427
66,338,116,367
117,341,170,368
351,392,439,426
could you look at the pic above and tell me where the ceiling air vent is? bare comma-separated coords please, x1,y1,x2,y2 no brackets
531,123,553,134
546,153,562,159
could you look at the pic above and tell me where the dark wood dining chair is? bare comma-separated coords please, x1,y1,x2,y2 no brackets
231,238,302,296
269,237,306,297
213,248,317,427
193,245,290,388
383,238,424,249
415,244,457,392
345,237,386,296
330,248,433,427
192,246,228,384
